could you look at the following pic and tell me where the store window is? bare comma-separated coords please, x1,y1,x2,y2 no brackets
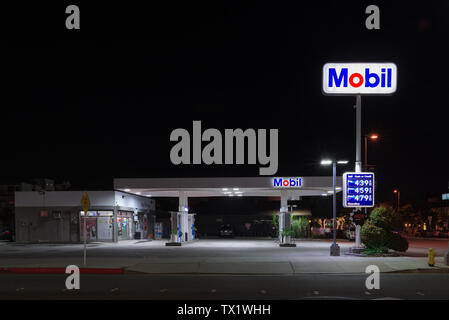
80,210,114,241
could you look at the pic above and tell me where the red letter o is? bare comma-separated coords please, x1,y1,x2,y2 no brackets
349,73,364,88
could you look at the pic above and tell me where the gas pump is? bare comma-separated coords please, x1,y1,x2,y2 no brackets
187,213,195,241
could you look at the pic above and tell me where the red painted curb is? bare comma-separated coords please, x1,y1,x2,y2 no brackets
0,267,124,274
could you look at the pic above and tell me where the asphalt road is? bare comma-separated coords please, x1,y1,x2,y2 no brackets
1,273,449,300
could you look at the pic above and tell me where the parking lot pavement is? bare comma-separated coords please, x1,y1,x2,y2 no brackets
0,238,447,274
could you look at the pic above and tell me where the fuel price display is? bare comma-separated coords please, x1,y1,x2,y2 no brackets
343,172,375,207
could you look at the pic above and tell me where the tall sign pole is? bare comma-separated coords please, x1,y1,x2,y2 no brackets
81,192,90,266
323,62,397,252
355,95,362,173
355,95,362,247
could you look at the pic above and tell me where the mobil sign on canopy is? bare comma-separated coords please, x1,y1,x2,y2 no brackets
322,63,397,95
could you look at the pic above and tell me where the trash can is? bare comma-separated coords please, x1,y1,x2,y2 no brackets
134,232,141,240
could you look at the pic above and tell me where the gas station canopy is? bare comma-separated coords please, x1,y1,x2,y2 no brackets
114,177,342,198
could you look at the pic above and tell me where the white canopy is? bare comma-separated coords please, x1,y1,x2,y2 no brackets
114,177,342,199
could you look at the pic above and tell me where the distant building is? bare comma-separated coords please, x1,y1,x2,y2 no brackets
0,179,71,229
14,191,156,243
429,192,449,230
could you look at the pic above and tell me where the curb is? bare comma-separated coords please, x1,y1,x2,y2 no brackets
0,267,124,274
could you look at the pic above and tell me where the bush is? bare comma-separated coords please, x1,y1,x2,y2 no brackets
291,217,308,238
272,214,278,226
369,206,403,232
364,248,388,255
388,233,409,252
282,228,293,237
361,206,409,254
361,220,389,253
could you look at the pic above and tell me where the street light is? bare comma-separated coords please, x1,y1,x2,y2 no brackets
393,189,400,210
363,133,379,228
321,159,348,256
364,133,379,171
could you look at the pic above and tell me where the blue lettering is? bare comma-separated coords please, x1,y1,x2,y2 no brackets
273,178,283,187
328,68,348,87
387,68,392,87
365,68,380,87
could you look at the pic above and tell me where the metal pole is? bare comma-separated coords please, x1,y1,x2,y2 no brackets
333,161,337,246
364,135,368,225
330,161,340,256
83,210,87,265
354,95,362,249
364,135,368,171
355,95,362,173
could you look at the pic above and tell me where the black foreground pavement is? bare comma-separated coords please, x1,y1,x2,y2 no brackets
1,273,449,300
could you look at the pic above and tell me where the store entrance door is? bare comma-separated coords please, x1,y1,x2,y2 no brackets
117,211,133,240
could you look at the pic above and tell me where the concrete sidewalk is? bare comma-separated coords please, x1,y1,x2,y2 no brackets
125,257,449,274
1,255,447,274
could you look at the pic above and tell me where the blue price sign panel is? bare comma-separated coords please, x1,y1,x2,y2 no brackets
343,172,375,207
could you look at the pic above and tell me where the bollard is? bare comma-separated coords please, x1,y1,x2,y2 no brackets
428,248,436,267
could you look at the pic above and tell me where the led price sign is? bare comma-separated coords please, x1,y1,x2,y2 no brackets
343,172,375,207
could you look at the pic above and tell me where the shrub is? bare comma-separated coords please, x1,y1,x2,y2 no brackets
282,228,293,237
361,220,389,253
272,214,278,226
291,217,308,238
388,233,409,252
370,206,403,232
362,205,409,254
364,248,388,255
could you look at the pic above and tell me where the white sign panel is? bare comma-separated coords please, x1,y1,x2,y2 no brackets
323,63,397,95
272,177,302,188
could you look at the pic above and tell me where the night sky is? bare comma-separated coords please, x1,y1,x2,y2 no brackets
1,1,448,204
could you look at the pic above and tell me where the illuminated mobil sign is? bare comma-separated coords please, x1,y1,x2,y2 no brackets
323,63,397,95
273,177,302,188
343,172,375,207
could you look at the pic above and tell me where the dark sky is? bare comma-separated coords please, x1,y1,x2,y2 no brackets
1,1,448,204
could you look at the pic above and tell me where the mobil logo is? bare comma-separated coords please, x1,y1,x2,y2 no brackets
273,177,302,188
322,63,397,95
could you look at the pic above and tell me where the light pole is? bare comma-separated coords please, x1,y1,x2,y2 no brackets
364,134,379,171
363,133,379,230
393,189,400,210
321,159,348,256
